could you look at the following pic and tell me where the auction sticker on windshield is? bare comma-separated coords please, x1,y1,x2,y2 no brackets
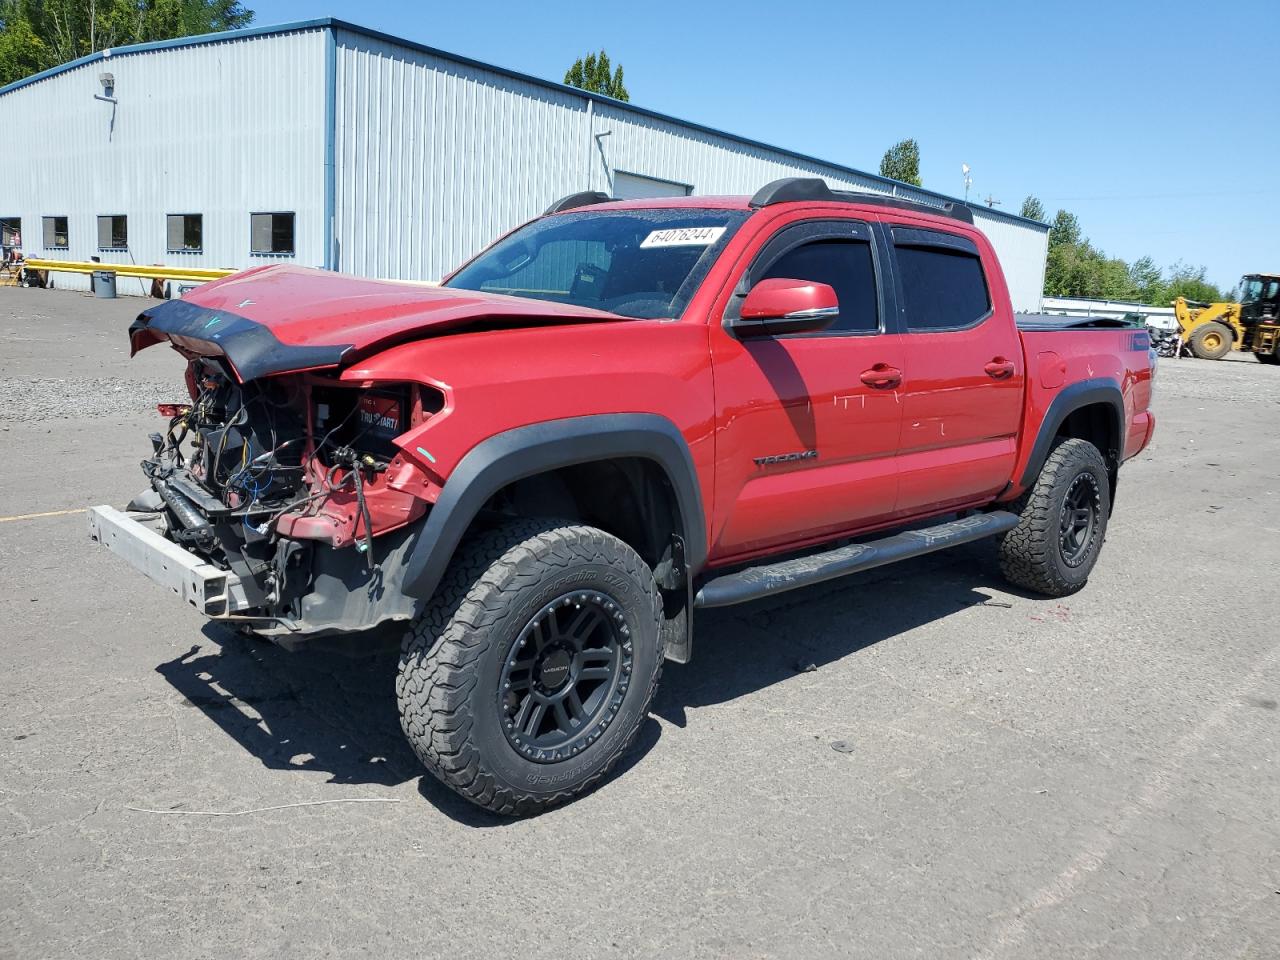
640,226,727,249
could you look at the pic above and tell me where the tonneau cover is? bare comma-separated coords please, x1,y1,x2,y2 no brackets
1015,313,1137,331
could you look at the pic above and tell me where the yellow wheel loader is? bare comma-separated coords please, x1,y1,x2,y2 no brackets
1174,274,1280,363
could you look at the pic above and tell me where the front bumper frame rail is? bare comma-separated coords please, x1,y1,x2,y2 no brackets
87,505,256,617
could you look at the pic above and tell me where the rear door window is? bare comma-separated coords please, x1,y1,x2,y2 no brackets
891,227,990,331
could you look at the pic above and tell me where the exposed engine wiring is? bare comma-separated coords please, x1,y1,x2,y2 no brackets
210,394,247,486
349,458,376,568
159,365,393,559
163,415,190,466
310,398,365,463
258,486,341,529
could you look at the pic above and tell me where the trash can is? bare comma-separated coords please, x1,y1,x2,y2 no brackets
93,270,117,299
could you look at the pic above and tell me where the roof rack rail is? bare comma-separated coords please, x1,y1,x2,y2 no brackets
544,190,612,215
748,177,833,207
748,177,974,225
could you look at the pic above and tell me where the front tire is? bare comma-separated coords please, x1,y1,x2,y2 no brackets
999,438,1111,597
1255,350,1280,366
396,519,664,816
1188,321,1233,360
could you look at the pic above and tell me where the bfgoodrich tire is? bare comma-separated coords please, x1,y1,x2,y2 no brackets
396,519,663,816
999,438,1111,598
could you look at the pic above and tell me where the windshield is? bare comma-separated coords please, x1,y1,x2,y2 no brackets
1239,277,1264,303
445,208,749,319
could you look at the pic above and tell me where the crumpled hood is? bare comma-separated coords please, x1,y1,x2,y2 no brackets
130,264,627,381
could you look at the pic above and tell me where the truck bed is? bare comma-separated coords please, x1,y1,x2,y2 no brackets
1012,319,1156,479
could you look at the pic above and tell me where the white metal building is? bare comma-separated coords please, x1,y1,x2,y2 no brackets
0,18,1050,308
1041,296,1177,331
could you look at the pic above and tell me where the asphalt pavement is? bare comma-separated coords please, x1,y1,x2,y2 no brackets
1,287,1277,959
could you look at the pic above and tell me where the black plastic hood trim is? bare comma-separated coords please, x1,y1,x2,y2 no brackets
130,298,354,382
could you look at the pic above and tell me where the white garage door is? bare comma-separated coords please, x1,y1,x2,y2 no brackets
611,171,692,200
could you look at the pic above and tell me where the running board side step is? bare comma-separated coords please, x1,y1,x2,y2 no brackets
693,511,1020,609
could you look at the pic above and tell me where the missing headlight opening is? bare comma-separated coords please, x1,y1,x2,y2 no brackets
140,357,442,587
312,385,410,460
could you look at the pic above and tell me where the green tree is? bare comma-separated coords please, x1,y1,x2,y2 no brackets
1019,195,1046,222
878,138,922,187
1042,204,1132,300
1048,209,1081,250
1044,241,1096,298
1127,256,1163,304
1045,241,1137,300
1163,262,1222,304
0,5,44,84
1039,204,1223,305
0,0,253,86
1095,254,1137,300
563,49,629,101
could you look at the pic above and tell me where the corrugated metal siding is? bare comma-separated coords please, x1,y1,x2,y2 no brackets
0,29,326,291
334,29,588,281
334,30,1047,301
589,103,950,208
971,208,1048,312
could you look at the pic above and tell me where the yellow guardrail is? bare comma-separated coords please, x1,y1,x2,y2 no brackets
22,259,236,283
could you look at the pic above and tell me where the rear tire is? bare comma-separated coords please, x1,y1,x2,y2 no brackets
1188,321,1233,360
396,519,663,816
1255,350,1280,366
999,438,1111,597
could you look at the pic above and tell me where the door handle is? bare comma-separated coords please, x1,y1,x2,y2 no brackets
984,357,1016,379
860,364,902,389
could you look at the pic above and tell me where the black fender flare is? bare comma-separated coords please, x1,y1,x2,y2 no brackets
401,414,707,602
1018,377,1125,489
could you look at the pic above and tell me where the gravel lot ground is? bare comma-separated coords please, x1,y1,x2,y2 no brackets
1,287,1277,960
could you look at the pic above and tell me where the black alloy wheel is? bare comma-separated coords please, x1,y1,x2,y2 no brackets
1059,472,1101,568
499,590,631,763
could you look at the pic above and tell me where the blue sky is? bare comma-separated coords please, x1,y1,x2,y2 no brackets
255,0,1275,291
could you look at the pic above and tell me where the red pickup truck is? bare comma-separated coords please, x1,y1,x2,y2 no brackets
91,178,1155,814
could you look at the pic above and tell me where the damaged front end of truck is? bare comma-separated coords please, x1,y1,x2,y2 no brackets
92,272,439,641
97,313,444,643
88,265,628,643
122,367,440,640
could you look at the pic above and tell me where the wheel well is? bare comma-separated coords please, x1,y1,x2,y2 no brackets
482,458,685,576
1055,402,1119,492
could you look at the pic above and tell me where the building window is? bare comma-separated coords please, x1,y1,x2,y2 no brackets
42,216,69,250
1,217,20,248
250,212,295,256
167,214,203,253
97,215,128,251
